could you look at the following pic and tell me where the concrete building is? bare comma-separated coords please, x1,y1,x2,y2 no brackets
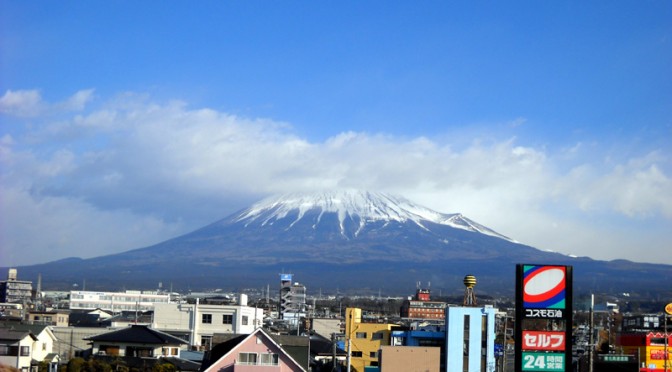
0,269,33,305
379,345,440,372
151,295,263,350
445,306,497,372
345,307,400,372
279,274,306,326
399,287,446,320
69,290,171,312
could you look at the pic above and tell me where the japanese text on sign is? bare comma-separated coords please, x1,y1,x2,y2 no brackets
525,309,564,318
522,331,565,351
522,352,565,371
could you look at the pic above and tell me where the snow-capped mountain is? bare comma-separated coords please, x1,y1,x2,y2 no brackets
234,190,514,242
13,190,672,295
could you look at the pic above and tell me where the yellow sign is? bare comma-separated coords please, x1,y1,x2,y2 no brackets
665,303,672,315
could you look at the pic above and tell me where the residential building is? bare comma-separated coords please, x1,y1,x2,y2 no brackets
200,327,307,372
0,269,33,305
26,310,69,327
69,290,170,312
85,324,187,358
0,329,37,371
399,287,446,320
0,323,58,366
0,323,59,372
151,295,263,350
52,326,113,360
345,307,400,372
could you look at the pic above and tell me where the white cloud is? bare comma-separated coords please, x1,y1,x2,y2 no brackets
1,91,670,266
60,89,95,111
0,89,43,117
0,89,95,118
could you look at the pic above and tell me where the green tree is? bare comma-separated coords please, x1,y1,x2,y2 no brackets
152,363,176,372
67,358,86,372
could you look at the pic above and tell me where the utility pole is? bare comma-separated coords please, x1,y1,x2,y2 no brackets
589,294,594,372
331,333,338,372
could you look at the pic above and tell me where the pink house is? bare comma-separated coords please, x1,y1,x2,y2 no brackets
201,328,306,372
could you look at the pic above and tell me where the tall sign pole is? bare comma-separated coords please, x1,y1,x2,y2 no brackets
515,264,573,372
665,303,672,372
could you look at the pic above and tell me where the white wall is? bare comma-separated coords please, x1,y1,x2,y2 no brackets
152,303,264,347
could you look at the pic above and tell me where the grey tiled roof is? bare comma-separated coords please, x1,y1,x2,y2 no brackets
85,325,187,345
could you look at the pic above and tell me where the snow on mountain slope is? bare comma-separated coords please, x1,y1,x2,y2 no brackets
234,190,515,242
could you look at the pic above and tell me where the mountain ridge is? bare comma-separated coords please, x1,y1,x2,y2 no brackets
8,190,672,296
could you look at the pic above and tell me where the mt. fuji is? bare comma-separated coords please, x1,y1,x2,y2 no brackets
13,190,672,295
236,191,513,242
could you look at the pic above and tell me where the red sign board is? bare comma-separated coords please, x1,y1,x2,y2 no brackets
522,331,566,351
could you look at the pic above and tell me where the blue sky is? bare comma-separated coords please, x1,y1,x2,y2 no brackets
1,1,671,266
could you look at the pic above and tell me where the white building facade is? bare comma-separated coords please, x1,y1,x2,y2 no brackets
151,295,263,350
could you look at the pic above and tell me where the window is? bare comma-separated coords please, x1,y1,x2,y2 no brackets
202,313,212,324
260,353,279,365
20,346,29,357
99,345,120,356
201,336,212,350
370,351,377,358
222,314,233,324
126,346,153,358
238,352,257,365
352,351,362,357
372,332,383,340
0,345,9,356
355,332,367,339
242,316,249,325
162,347,178,356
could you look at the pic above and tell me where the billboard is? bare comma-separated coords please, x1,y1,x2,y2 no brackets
515,264,573,372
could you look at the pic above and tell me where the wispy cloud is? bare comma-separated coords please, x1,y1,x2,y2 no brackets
1,91,670,265
0,89,95,118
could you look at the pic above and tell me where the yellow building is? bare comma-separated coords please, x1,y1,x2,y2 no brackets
345,308,399,372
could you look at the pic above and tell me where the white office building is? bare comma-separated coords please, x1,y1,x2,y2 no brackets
69,290,171,312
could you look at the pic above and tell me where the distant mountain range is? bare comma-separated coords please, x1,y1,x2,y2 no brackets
12,190,672,297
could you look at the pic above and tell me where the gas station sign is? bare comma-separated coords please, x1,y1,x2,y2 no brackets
522,352,565,371
516,264,573,372
522,331,566,351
